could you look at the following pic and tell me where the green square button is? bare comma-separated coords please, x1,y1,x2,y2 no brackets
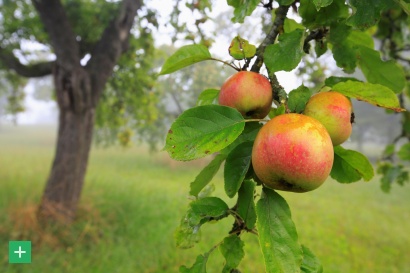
9,241,31,264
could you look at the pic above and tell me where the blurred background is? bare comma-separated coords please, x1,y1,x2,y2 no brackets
1,1,409,272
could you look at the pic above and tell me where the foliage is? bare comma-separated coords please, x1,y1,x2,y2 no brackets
160,1,409,272
372,5,410,193
93,24,160,149
0,71,27,123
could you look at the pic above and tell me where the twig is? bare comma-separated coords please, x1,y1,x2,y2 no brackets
303,28,328,53
262,0,274,10
210,58,240,71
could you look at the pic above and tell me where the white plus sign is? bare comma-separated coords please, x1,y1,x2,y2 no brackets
14,246,26,258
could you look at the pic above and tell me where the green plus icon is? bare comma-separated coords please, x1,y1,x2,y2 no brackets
9,241,31,264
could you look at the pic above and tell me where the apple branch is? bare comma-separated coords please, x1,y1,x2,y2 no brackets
303,28,328,53
249,5,290,73
246,5,290,104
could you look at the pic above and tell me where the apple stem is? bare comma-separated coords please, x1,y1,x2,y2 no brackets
210,58,241,71
244,119,269,123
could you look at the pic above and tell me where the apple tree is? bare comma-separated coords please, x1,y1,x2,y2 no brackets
160,1,409,272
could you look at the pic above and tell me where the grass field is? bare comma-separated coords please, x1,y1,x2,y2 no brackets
0,125,409,273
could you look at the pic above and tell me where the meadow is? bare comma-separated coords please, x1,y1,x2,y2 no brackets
0,125,409,273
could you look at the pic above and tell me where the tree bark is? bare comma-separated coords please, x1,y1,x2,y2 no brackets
37,63,95,222
40,108,94,220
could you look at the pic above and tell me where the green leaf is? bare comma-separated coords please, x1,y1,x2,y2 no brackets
219,235,245,273
175,224,201,249
277,0,295,5
284,18,305,33
159,44,212,75
190,197,229,224
189,154,226,197
347,0,396,30
227,0,259,23
288,85,312,113
198,184,216,199
377,162,409,193
196,89,219,106
328,24,357,73
396,168,409,186
396,0,410,15
398,143,410,161
224,142,253,198
175,213,202,249
357,46,406,93
299,0,349,28
221,122,262,155
314,40,328,57
332,81,405,112
176,197,229,249
229,36,256,60
348,29,375,49
382,144,396,159
312,0,333,10
264,29,305,73
328,23,374,73
324,76,360,87
330,146,374,183
301,245,323,273
256,188,302,273
165,105,245,161
180,254,208,273
237,180,257,229
269,104,286,118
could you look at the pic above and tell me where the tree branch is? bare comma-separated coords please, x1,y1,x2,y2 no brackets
262,0,275,10
303,28,328,53
86,0,142,101
169,91,184,116
250,5,290,72
396,55,410,64
31,0,80,69
0,47,54,77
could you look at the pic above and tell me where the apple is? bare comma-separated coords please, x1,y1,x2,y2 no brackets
218,71,272,119
303,91,353,146
251,114,334,192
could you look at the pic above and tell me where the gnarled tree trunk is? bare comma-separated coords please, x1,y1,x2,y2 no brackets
38,66,96,221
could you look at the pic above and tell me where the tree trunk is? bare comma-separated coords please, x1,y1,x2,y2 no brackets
39,108,95,223
38,64,96,223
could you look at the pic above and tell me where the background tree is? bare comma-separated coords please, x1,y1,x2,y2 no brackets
0,0,147,223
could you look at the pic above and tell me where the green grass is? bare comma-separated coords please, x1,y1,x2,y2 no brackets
0,125,409,273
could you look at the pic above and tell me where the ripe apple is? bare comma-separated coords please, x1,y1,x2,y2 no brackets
303,91,353,146
218,71,272,119
251,114,334,192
